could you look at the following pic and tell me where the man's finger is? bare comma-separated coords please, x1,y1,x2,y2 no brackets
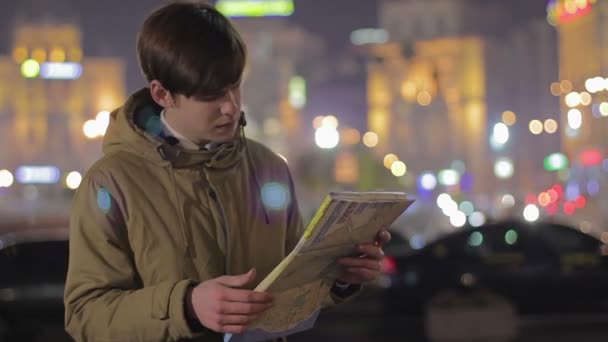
219,324,249,334
220,301,273,315
338,257,382,271
345,267,378,281
216,269,256,288
375,230,391,245
219,313,262,326
356,244,385,260
221,288,274,304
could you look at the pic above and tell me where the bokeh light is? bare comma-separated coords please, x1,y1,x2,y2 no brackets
261,182,290,210
362,132,378,148
65,171,82,190
529,120,543,134
523,204,540,222
391,161,407,177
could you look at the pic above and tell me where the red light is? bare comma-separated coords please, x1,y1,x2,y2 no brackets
558,3,592,24
552,185,564,198
564,202,576,215
526,195,537,205
547,189,558,203
546,203,559,215
580,149,603,166
575,195,587,208
381,256,398,274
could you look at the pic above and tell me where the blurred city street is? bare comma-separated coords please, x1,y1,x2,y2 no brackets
1,0,608,340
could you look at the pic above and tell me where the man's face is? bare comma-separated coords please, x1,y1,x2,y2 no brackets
169,85,242,144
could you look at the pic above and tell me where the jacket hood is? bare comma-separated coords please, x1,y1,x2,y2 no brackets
102,88,244,170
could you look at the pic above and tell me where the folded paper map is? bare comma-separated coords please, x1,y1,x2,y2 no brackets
225,191,414,342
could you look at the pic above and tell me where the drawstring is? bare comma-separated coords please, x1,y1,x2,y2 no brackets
240,124,270,225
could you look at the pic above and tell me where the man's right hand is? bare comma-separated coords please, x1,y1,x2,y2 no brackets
189,268,274,334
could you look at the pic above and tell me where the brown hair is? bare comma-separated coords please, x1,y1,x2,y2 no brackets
136,1,246,100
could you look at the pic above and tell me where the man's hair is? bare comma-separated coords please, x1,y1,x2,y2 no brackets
137,1,246,100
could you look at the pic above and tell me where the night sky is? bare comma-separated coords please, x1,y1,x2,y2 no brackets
0,0,548,92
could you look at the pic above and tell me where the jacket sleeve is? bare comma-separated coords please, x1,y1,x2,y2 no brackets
64,176,207,342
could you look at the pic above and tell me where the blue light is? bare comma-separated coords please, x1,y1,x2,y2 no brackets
15,166,60,184
410,234,426,250
566,182,580,201
261,182,290,210
460,173,474,193
97,188,112,214
39,62,83,80
587,180,600,196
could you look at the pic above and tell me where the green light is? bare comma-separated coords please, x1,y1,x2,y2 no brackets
544,153,569,171
216,0,295,18
505,229,518,245
21,59,40,78
468,232,483,247
288,76,306,109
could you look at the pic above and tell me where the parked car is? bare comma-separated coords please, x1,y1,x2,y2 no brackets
381,220,608,315
0,227,72,341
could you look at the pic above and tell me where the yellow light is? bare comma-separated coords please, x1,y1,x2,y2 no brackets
599,102,608,116
83,120,100,139
565,0,578,13
312,115,324,129
383,154,399,169
529,120,543,135
12,46,28,63
363,132,378,148
32,48,47,63
0,169,14,188
560,80,573,93
69,47,83,62
20,59,40,78
65,171,82,190
49,48,66,62
576,0,588,9
502,111,517,126
400,81,417,101
544,119,558,134
96,111,111,136
322,115,339,128
565,92,582,107
579,92,592,106
391,161,407,177
550,82,561,96
417,91,432,106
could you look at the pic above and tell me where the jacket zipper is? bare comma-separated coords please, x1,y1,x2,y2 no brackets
209,186,231,275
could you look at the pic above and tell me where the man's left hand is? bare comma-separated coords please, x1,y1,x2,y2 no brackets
335,229,391,285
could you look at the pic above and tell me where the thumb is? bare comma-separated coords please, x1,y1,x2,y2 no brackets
217,268,256,287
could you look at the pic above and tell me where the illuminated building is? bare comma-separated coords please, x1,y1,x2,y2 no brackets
547,0,608,227
366,0,559,198
548,0,608,159
0,22,126,187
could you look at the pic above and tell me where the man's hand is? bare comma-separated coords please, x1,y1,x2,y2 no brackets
336,229,391,285
190,269,273,334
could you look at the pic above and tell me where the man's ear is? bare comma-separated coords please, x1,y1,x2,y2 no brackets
149,80,176,108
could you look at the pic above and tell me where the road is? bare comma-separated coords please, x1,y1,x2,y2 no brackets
290,290,608,341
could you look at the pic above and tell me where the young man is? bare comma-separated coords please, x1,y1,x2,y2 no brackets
64,2,390,341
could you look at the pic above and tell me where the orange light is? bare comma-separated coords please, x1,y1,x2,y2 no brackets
538,192,551,207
